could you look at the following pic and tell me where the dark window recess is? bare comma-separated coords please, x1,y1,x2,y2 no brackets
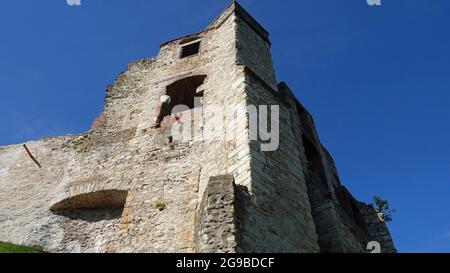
180,42,201,58
156,75,206,126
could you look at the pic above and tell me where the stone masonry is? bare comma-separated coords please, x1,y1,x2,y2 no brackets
0,2,396,253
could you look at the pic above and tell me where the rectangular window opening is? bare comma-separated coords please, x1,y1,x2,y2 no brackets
180,41,201,58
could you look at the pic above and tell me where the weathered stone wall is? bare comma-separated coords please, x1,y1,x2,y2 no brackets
194,175,236,253
0,136,78,251
237,76,320,252
234,4,277,91
0,2,395,253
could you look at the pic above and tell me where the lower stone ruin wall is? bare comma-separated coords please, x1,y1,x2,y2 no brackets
0,79,396,253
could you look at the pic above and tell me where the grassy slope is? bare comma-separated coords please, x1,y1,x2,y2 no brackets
0,242,42,253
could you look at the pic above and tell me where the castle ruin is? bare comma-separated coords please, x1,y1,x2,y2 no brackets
0,2,396,253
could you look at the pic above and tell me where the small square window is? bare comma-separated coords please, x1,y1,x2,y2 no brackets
180,41,201,58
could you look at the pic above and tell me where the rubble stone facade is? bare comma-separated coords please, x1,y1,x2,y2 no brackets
0,2,396,253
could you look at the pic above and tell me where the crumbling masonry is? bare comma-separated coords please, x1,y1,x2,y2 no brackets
0,2,396,253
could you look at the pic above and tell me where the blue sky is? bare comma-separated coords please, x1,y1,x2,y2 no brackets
1,0,449,252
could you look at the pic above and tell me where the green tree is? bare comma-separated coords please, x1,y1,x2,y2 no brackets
372,196,395,222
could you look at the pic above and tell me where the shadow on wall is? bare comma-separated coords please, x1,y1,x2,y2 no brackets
52,208,124,222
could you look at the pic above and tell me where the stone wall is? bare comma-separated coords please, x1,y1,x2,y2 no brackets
238,76,320,252
194,175,236,253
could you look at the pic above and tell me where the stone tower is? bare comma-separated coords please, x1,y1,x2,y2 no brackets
0,2,396,253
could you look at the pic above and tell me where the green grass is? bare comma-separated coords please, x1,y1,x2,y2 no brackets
0,242,43,253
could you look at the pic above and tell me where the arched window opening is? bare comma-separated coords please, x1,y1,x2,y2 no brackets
156,75,206,127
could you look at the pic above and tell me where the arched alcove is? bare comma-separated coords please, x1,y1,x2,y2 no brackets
50,190,128,221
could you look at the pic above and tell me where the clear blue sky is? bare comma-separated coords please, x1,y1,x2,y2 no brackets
1,0,449,253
